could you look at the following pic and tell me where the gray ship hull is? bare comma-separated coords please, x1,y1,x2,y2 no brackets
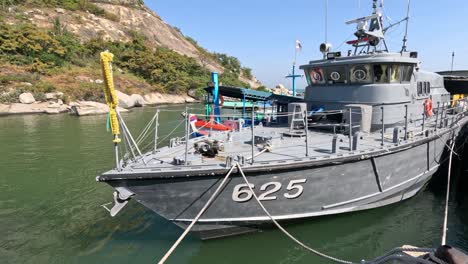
104,128,459,239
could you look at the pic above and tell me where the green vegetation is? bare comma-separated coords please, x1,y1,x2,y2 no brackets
0,18,253,103
256,85,269,92
2,0,119,21
184,35,252,88
0,73,58,103
241,67,253,79
0,0,257,104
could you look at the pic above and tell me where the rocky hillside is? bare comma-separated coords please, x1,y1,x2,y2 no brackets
7,0,260,88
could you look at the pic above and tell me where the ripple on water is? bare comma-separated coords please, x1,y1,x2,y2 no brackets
0,105,467,264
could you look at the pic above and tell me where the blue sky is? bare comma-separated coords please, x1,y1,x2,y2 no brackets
147,0,468,89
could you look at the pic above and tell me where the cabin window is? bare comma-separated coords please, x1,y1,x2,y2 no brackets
349,64,371,83
417,81,430,96
390,64,401,83
373,64,389,83
417,82,423,95
305,71,311,85
425,82,431,94
326,66,347,84
307,67,326,85
401,65,413,82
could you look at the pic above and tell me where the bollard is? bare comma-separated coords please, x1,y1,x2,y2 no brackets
352,132,360,151
237,155,245,166
332,135,338,153
393,127,400,144
225,156,232,167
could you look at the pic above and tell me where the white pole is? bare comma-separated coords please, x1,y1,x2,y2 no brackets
442,140,455,245
154,109,159,153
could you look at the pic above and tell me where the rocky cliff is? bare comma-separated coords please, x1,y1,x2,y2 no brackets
16,0,260,88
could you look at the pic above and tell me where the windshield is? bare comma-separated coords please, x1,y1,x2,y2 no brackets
304,63,414,86
349,64,372,83
307,67,326,85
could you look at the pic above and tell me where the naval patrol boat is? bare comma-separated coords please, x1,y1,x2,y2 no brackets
97,1,468,239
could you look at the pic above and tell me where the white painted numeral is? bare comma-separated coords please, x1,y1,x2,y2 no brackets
232,179,307,203
232,183,254,202
284,179,307,199
258,182,282,201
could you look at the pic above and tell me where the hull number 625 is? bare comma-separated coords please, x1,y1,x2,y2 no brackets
232,179,307,203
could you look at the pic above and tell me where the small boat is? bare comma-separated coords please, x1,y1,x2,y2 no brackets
193,119,232,131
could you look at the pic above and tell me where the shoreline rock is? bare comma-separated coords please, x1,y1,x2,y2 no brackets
144,92,197,105
0,92,198,117
69,101,129,116
19,92,35,104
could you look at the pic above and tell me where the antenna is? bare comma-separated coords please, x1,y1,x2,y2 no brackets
451,52,455,73
401,0,411,52
325,0,328,43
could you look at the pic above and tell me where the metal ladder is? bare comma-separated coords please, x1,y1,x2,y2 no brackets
289,104,306,131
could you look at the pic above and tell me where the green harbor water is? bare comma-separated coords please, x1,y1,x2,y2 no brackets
1,105,467,264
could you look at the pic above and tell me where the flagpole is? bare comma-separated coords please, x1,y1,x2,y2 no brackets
292,64,296,96
287,40,302,97
293,44,297,96
294,44,297,66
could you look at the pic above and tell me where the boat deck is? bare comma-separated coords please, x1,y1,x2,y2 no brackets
100,113,464,178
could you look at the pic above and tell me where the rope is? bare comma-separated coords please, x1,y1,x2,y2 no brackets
155,153,465,263
157,164,237,264
157,119,185,144
135,112,158,145
235,163,355,264
441,140,455,245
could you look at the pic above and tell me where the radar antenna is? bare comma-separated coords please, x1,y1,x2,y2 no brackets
345,0,387,54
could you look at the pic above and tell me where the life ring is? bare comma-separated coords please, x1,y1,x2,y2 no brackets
219,94,224,106
425,98,433,117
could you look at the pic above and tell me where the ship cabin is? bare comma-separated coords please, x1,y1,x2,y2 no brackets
300,52,451,131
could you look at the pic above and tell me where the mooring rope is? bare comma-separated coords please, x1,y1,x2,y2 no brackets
155,157,463,264
157,164,237,264
235,163,355,264
441,140,456,245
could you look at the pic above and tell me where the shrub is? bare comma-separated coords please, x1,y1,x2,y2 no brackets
0,19,253,99
0,89,23,103
241,67,253,79
33,92,46,101
35,81,56,93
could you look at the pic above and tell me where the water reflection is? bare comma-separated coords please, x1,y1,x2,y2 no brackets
0,105,466,264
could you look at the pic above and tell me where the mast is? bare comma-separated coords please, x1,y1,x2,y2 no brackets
325,0,328,43
372,0,377,14
401,0,411,52
451,52,455,73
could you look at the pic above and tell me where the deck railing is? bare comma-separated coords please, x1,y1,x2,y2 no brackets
113,98,468,169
